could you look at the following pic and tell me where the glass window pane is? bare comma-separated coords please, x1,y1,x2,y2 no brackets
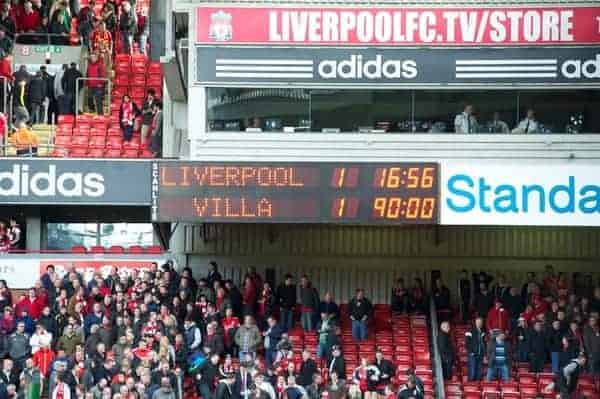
414,90,518,133
47,223,98,250
207,88,310,132
310,90,412,132
518,90,600,133
99,223,154,248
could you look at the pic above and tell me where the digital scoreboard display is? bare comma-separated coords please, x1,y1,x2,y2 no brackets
152,162,440,224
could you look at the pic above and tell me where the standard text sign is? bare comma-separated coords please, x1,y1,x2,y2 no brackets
441,162,600,226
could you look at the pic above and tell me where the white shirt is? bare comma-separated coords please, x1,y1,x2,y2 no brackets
516,118,540,133
454,112,477,133
30,331,53,354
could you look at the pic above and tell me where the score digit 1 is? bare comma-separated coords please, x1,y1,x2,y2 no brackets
331,197,359,218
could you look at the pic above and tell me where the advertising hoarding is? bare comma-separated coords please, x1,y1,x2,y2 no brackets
196,46,600,86
0,159,151,205
441,161,600,226
196,6,600,47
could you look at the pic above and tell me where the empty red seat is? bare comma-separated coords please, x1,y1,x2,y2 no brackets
71,245,87,253
89,136,106,148
90,246,105,254
145,245,162,254
122,149,139,158
131,74,146,87
147,62,161,74
76,114,92,125
58,114,75,124
108,245,125,254
127,245,144,254
54,135,71,147
87,148,104,157
70,135,89,147
69,147,88,157
105,149,122,158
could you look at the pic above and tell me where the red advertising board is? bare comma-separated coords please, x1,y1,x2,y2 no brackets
196,6,600,46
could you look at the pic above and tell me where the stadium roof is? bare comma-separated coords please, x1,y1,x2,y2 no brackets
185,0,596,5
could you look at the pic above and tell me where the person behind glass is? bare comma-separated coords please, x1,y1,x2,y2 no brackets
437,321,455,380
119,95,140,142
465,317,486,381
515,109,540,133
489,111,510,133
391,278,410,315
486,330,511,382
276,275,296,332
348,289,372,342
454,104,477,133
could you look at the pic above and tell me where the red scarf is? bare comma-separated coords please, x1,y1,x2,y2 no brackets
55,382,65,399
122,102,134,125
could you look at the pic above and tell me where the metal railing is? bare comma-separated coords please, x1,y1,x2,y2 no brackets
75,77,112,116
0,142,65,157
429,297,446,399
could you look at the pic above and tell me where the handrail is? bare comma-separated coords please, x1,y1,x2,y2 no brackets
429,296,446,399
0,142,66,157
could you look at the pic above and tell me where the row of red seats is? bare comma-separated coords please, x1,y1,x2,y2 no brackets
71,245,162,254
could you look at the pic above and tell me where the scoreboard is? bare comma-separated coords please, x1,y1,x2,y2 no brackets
151,162,440,224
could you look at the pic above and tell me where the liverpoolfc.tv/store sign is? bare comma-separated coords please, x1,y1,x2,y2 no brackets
197,6,600,47
196,46,600,86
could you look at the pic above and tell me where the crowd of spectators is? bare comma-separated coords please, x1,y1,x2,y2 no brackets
0,262,430,399
433,266,600,398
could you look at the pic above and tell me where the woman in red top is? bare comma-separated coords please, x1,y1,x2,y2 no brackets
221,307,240,355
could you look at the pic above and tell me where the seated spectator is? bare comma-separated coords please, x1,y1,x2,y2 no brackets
9,121,38,155
48,11,69,45
118,95,140,142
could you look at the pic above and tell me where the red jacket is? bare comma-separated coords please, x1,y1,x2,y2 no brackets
18,9,40,32
86,60,106,88
16,295,46,320
33,347,55,377
486,306,510,333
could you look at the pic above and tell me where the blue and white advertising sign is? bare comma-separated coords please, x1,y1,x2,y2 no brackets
441,161,600,226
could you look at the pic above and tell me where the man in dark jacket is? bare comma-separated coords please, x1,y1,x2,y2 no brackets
276,275,296,332
348,289,372,342
195,353,220,399
515,317,530,362
547,320,565,374
27,71,46,124
61,62,82,114
140,89,156,145
373,349,394,386
118,1,136,54
458,270,471,323
398,376,423,399
486,331,511,382
529,321,547,373
297,349,318,387
264,316,283,367
465,317,486,381
583,316,600,376
504,287,524,332
299,275,319,332
327,346,345,381
474,283,495,320
438,321,455,380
